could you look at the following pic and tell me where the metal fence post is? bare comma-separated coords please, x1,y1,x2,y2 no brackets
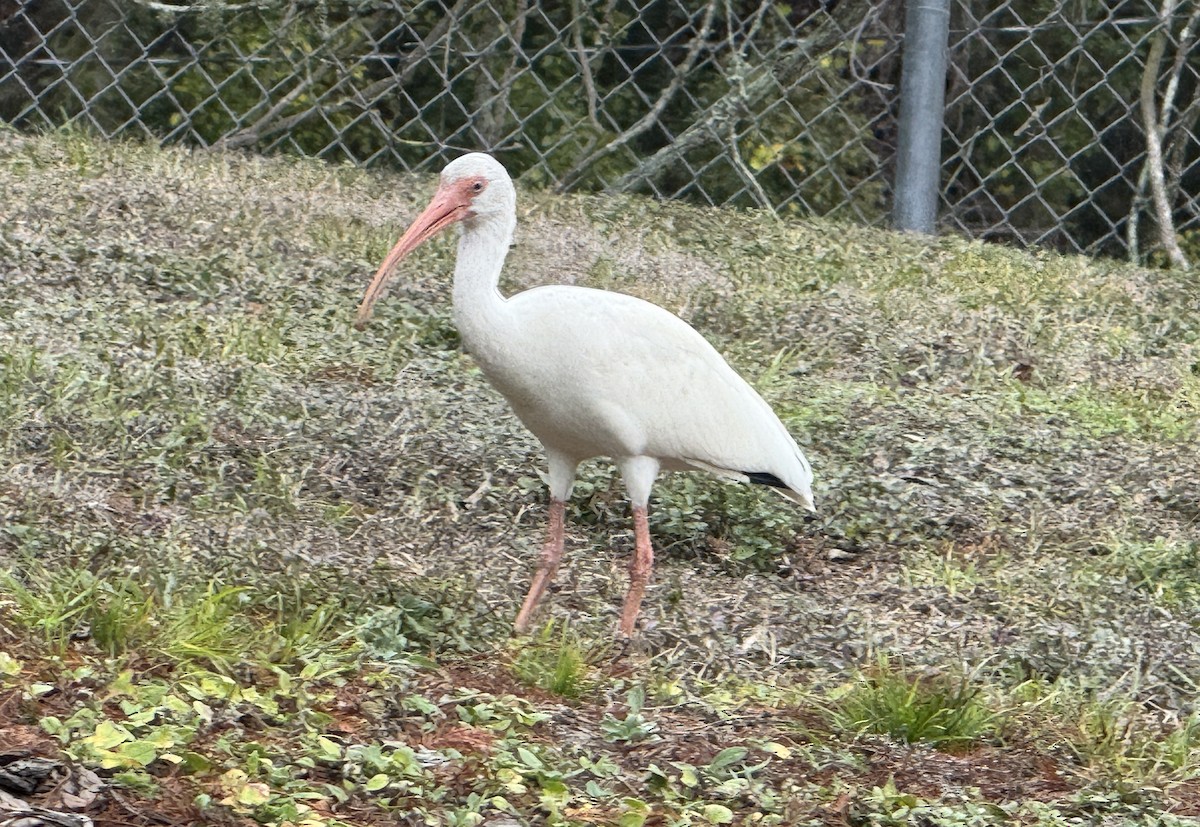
893,0,951,234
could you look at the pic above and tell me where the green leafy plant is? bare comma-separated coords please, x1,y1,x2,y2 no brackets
354,575,492,663
601,686,659,743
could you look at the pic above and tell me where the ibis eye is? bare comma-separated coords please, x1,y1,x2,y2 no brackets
472,181,484,193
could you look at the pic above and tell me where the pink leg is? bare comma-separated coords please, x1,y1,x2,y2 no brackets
618,505,654,637
514,498,566,633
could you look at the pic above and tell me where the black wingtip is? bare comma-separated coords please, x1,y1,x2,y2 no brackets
745,472,788,489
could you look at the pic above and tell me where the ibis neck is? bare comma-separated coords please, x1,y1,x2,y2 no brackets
451,214,515,352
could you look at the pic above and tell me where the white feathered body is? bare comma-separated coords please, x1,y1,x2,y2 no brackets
455,276,814,507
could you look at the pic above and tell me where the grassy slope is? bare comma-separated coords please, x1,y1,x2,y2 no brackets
1,128,1199,825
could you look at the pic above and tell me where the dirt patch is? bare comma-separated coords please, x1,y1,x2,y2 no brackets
857,740,1076,802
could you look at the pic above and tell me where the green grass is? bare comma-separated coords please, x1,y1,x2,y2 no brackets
2,128,1200,826
0,560,350,669
1010,381,1200,439
509,621,597,698
1006,676,1200,786
1099,536,1200,609
900,544,986,597
829,655,997,749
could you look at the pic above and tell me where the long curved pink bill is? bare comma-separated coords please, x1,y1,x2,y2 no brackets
354,188,466,330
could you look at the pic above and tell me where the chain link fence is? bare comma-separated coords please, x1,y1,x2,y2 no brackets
2,0,1198,261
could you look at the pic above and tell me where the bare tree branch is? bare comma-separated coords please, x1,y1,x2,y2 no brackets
129,0,351,13
558,0,720,189
129,0,259,12
1127,164,1148,262
1137,0,1190,269
554,0,609,182
611,6,852,195
1128,0,1200,261
215,0,471,151
727,120,774,211
569,0,602,132
719,0,781,213
213,2,356,150
217,65,327,150
475,0,531,147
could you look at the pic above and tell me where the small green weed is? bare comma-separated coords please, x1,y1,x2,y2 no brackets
1099,536,1200,610
1011,383,1198,440
830,655,995,749
0,561,334,670
155,584,255,671
356,580,485,660
858,778,930,826
601,685,659,743
1159,714,1200,776
258,598,349,665
510,621,596,698
1008,677,1200,783
0,567,158,655
902,544,984,598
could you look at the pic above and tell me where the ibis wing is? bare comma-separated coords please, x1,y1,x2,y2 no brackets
483,286,813,505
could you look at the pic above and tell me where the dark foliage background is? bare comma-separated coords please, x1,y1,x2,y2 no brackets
2,0,1199,260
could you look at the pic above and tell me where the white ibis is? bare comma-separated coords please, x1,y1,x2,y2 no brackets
356,154,814,637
